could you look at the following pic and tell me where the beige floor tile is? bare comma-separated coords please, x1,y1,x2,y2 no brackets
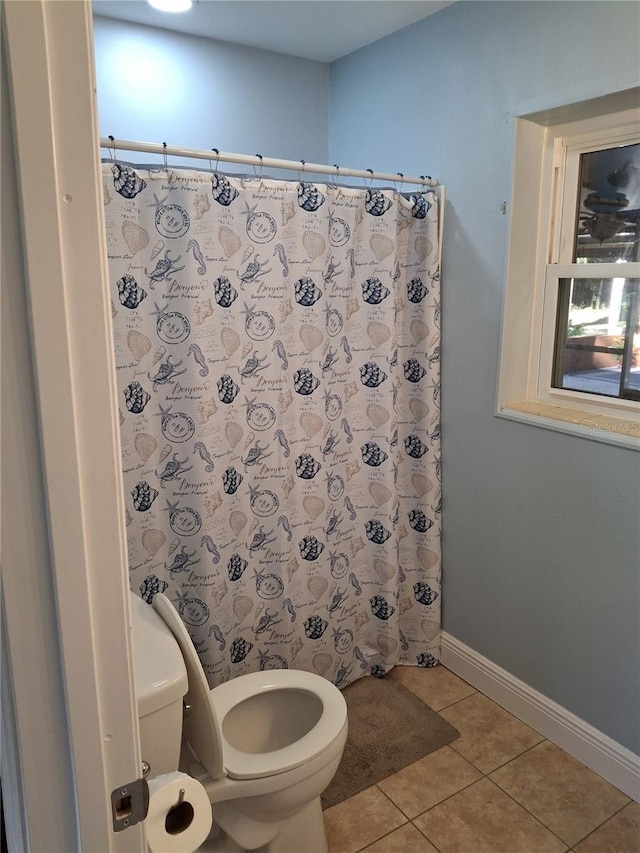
325,785,407,853
414,777,568,853
378,745,481,817
439,692,544,773
388,664,476,711
573,802,640,853
361,822,440,852
490,740,631,848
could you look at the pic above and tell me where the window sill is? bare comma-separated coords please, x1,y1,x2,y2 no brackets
497,401,640,450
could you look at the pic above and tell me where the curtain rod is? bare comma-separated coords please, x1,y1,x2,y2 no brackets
100,137,438,188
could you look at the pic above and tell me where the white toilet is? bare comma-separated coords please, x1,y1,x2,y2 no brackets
130,592,348,852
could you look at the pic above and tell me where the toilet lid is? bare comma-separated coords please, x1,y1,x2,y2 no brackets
152,594,225,781
211,670,348,780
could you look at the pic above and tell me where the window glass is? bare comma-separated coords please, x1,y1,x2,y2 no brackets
573,142,640,263
553,276,640,400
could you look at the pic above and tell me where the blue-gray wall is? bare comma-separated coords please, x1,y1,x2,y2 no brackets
93,16,329,166
92,3,640,754
330,1,640,753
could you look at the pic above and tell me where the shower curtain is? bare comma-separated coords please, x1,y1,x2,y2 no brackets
104,161,441,689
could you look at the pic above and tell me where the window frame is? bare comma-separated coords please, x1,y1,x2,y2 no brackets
497,89,640,448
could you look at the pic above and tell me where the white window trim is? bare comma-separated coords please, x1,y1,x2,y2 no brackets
497,89,640,449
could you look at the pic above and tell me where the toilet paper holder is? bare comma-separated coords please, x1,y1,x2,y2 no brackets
164,787,195,835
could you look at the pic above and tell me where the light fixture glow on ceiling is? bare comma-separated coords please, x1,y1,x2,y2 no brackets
147,0,192,12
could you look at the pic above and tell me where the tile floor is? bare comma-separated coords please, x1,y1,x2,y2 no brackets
323,665,639,853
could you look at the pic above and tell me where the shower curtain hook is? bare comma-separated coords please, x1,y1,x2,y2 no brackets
299,159,306,182
365,168,374,188
395,172,404,194
108,134,117,164
210,148,220,175
162,142,169,175
253,154,264,181
332,164,340,187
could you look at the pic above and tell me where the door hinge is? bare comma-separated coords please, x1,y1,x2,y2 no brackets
111,776,149,832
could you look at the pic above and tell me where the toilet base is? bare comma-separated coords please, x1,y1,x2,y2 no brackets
199,798,327,853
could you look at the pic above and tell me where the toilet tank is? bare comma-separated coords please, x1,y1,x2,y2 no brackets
130,592,188,778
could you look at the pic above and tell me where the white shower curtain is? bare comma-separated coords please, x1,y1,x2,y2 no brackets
104,161,441,688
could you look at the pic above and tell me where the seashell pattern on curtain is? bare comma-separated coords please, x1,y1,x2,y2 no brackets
104,163,441,688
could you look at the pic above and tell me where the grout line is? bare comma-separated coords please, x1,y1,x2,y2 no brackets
411,818,446,852
482,736,548,774
355,828,405,853
352,789,409,853
409,774,485,820
432,690,479,714
486,775,574,850
429,687,478,712
373,783,413,822
561,799,633,850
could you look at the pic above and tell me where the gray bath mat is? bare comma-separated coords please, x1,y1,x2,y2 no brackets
321,672,460,809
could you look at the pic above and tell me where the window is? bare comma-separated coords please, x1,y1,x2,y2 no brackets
551,141,640,402
497,88,640,447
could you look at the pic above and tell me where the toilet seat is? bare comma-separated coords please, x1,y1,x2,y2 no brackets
212,670,348,780
152,594,347,784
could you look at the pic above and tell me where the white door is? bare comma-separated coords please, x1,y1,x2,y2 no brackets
2,1,144,849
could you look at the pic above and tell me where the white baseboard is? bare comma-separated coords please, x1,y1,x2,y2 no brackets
440,631,640,803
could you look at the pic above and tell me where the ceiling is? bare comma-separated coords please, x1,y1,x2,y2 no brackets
91,0,454,63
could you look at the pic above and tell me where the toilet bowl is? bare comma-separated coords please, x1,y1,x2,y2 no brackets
130,592,348,853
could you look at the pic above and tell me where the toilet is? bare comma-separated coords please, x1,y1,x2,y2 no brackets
130,591,348,852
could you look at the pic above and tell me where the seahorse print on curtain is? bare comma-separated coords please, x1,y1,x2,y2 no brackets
104,162,441,689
